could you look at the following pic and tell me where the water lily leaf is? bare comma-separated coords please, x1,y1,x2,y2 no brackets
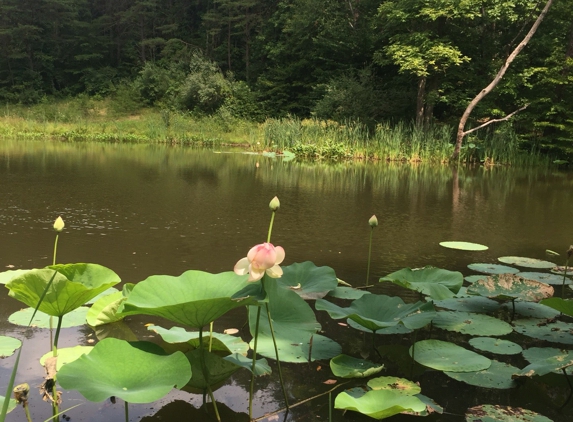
513,319,573,344
6,264,120,317
256,332,341,363
514,353,573,378
465,275,487,284
498,257,555,269
0,396,17,414
465,405,553,422
551,266,573,275
347,318,413,335
412,394,443,415
315,294,435,332
58,338,191,403
277,261,337,300
86,291,126,327
0,269,30,284
9,307,88,328
517,272,571,285
40,346,93,371
440,241,488,251
367,376,421,395
85,287,121,304
380,266,463,299
467,263,519,275
327,287,371,300
434,296,500,313
445,360,519,389
0,336,21,357
539,298,573,317
122,270,257,328
467,274,554,302
501,302,559,319
432,311,512,336
223,353,271,376
469,338,522,355
330,354,384,378
522,347,573,375
335,389,426,419
410,340,491,372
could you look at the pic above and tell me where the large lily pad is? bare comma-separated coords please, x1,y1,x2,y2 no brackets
517,272,571,285
86,290,125,327
539,298,573,317
445,360,519,389
9,307,88,328
498,257,555,269
434,296,500,313
465,405,553,422
440,241,488,251
467,274,554,302
58,338,191,403
380,266,463,300
552,266,573,275
85,287,121,305
40,346,93,371
432,311,512,336
469,338,522,355
522,347,573,375
335,389,426,419
465,275,488,284
367,376,421,395
513,319,573,344
327,287,371,300
6,264,120,317
0,336,21,357
501,302,559,319
410,340,491,372
277,261,337,300
330,355,384,378
121,270,257,328
515,352,573,378
347,318,413,335
467,263,519,275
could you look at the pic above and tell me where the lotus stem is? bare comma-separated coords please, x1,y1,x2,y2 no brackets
23,403,32,422
53,233,59,266
366,228,373,287
249,306,262,418
124,401,129,422
328,391,332,422
208,321,214,352
199,328,220,422
207,386,221,422
264,300,289,409
267,210,276,243
53,316,63,357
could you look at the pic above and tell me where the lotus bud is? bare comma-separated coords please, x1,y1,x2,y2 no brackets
269,196,280,211
13,383,30,404
53,216,65,232
368,215,378,228
568,245,573,259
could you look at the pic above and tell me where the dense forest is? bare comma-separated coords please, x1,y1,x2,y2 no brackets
0,0,572,155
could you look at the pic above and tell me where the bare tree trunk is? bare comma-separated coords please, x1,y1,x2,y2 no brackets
416,76,426,127
451,0,554,160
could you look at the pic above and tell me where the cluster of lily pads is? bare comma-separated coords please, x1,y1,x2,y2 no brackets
1,214,572,422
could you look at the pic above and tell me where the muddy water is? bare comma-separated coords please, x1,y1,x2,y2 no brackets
1,139,572,421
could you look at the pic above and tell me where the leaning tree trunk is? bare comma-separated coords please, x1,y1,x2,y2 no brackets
451,0,554,160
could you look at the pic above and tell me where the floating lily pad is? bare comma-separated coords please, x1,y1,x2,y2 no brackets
0,336,21,357
335,389,426,419
467,274,554,302
432,311,512,336
517,272,571,285
330,355,384,378
465,275,487,284
513,319,573,344
498,257,555,269
410,340,491,372
551,266,573,275
58,338,191,403
380,266,463,300
501,302,559,319
445,360,519,389
522,347,573,375
465,405,553,422
515,353,573,378
40,346,93,370
434,296,500,313
539,298,573,317
467,263,519,275
440,241,488,251
327,287,371,300
469,338,522,355
9,307,88,328
277,261,338,300
0,269,30,284
367,376,421,395
347,318,413,335
0,395,17,414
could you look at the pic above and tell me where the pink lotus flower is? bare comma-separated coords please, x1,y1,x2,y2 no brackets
234,243,285,282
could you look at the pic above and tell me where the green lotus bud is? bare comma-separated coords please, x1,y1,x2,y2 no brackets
269,196,280,211
368,215,378,228
53,216,65,232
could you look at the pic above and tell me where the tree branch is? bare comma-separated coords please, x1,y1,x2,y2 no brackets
463,104,529,136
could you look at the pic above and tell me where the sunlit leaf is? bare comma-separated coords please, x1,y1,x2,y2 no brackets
335,389,426,419
277,261,338,300
497,257,555,269
0,336,21,358
467,263,519,275
330,355,384,378
367,376,420,395
410,340,491,372
467,274,554,303
0,396,16,414
432,311,512,336
380,266,463,299
0,269,31,284
9,307,88,328
469,338,522,355
439,241,488,251
39,346,93,371
539,298,573,317
516,272,570,285
522,347,573,375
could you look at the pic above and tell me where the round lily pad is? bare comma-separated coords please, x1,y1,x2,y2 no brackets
432,311,512,336
40,346,93,371
347,318,413,335
465,405,553,422
0,395,17,414
0,335,22,357
498,257,555,269
335,389,426,419
445,360,519,389
410,340,491,372
330,354,384,378
467,263,519,275
551,266,573,275
517,272,571,285
327,287,371,300
522,347,573,375
465,275,487,284
434,297,500,313
467,274,554,303
8,307,89,328
501,302,559,319
367,376,421,395
440,241,488,251
469,338,522,355
513,319,573,345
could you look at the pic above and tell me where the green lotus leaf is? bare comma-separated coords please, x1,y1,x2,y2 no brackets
223,353,271,376
58,338,191,403
410,340,491,372
330,354,384,378
432,311,512,336
86,291,125,326
465,405,553,422
9,307,88,328
184,348,243,391
380,266,463,300
315,294,435,332
139,399,250,422
335,389,426,419
522,347,573,375
445,360,519,389
515,353,573,378
0,336,21,358
539,298,573,317
434,296,500,313
465,275,487,284
327,287,371,300
467,263,519,275
501,302,559,319
39,346,93,371
347,318,413,335
85,287,121,304
469,338,522,355
467,274,554,302
367,376,421,395
413,394,443,415
513,319,573,344
6,264,120,317
255,332,341,363
277,261,338,300
0,269,30,284
517,272,571,285
440,241,488,251
498,257,555,269
121,270,257,328
0,396,17,414
551,266,573,275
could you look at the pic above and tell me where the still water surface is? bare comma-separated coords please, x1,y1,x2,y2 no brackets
1,139,572,421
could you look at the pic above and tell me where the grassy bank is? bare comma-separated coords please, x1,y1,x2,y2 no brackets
0,98,550,166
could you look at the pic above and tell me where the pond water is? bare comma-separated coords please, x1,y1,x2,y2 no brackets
1,139,572,422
